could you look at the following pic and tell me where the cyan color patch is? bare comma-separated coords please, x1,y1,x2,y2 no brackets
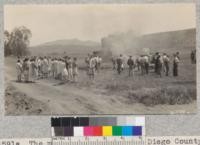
122,126,133,136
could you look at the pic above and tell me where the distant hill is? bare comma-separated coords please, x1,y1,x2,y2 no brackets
101,28,196,56
29,39,101,56
138,28,196,53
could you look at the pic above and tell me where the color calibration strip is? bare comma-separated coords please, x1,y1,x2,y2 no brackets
51,116,145,137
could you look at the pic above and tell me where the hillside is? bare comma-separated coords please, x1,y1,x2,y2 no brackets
138,28,196,53
29,39,101,56
101,28,196,56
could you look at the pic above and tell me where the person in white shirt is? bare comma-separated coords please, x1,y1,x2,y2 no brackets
16,60,23,82
89,55,97,80
68,57,73,82
43,57,49,78
96,56,102,73
163,53,170,76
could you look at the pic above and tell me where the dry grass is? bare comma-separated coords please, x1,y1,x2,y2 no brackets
127,86,196,106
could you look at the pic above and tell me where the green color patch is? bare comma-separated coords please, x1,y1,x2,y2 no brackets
112,126,122,136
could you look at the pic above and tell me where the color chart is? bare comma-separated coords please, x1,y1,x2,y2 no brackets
51,117,145,137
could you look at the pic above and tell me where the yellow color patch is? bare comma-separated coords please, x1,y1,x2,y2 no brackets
103,126,112,136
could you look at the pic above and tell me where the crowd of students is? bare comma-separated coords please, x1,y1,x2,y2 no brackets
15,50,194,83
112,52,181,77
16,56,78,83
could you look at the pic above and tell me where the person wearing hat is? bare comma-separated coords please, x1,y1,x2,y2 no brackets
127,56,135,77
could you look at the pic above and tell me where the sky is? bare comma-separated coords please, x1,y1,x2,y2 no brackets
4,4,196,46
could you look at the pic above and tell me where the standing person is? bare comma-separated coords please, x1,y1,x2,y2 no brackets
37,57,42,78
139,56,145,75
40,57,44,78
89,55,97,80
163,53,170,76
65,56,69,71
43,57,49,78
16,59,23,82
57,59,62,80
136,58,140,71
191,50,196,64
111,56,116,70
48,57,52,77
173,53,180,77
28,58,34,82
144,55,149,74
157,55,164,77
85,54,91,75
54,58,58,79
116,54,123,75
68,57,73,82
96,55,102,73
194,50,196,64
60,59,66,81
127,56,135,77
23,58,30,83
72,57,78,82
62,66,68,83
154,52,159,74
51,58,56,78
32,58,38,81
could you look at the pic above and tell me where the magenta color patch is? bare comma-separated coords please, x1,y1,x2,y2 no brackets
84,127,93,136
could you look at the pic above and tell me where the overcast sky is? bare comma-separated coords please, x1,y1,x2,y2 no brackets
4,4,196,46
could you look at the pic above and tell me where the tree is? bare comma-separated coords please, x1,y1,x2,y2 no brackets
4,26,32,57
4,30,11,56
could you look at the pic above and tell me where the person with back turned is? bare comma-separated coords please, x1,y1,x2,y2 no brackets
173,53,180,77
127,56,135,77
116,54,123,75
163,53,170,76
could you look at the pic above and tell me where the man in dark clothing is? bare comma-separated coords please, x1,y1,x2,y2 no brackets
116,54,123,75
127,56,135,77
154,52,159,74
173,53,180,77
191,50,196,64
65,56,69,71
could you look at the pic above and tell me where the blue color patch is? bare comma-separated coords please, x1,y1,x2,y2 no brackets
132,126,142,136
122,126,133,136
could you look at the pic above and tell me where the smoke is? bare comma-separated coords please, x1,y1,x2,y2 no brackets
101,30,141,57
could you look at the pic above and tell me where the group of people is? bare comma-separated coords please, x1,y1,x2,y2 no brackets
16,50,194,83
112,52,181,77
16,56,78,83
